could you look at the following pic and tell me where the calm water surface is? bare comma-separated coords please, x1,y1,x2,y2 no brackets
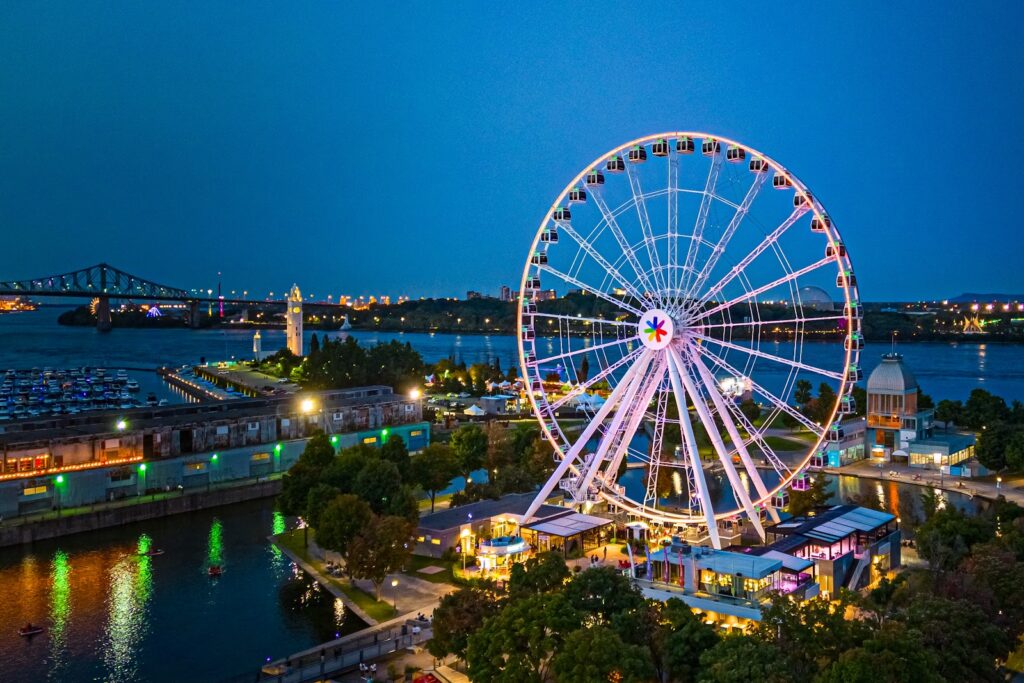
1,308,1020,402
0,499,365,683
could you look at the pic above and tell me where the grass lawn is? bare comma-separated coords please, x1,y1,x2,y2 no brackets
419,492,453,512
404,553,456,584
274,528,397,622
762,435,808,452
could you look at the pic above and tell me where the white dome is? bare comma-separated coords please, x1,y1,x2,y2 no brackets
797,285,834,311
867,354,918,394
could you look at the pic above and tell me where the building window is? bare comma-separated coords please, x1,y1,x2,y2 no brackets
186,462,206,472
247,422,259,431
109,468,133,482
216,426,229,436
23,485,47,496
333,411,344,421
251,452,271,462
363,437,377,444
410,430,423,437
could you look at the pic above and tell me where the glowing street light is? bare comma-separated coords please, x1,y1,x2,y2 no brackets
116,419,128,431
409,388,422,400
391,578,399,613
300,398,316,414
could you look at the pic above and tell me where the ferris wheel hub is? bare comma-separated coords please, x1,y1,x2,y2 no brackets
638,308,675,350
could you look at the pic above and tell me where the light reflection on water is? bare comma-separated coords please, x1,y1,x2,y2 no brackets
0,499,366,683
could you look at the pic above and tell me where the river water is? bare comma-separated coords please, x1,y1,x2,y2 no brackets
0,499,365,683
0,308,1012,682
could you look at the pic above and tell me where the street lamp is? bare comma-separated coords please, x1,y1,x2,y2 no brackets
116,419,128,431
409,388,422,400
997,476,1003,490
391,578,399,613
300,397,316,414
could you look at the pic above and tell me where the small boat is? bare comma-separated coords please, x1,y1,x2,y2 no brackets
18,624,44,637
208,565,223,577
139,549,164,557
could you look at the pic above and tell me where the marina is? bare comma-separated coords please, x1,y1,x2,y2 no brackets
0,366,159,422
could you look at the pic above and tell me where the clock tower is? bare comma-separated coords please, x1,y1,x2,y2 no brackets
286,284,304,356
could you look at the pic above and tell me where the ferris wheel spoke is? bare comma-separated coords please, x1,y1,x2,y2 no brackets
602,358,666,489
694,345,824,435
537,264,643,316
624,163,667,296
679,152,724,304
686,347,781,523
572,353,658,502
671,347,766,541
531,312,636,328
693,206,810,309
525,349,653,520
694,333,844,381
532,335,638,368
689,255,834,323
548,347,644,411
683,171,768,311
644,383,671,508
698,313,846,331
665,350,720,548
556,221,646,303
590,188,659,300
713,394,792,488
667,155,680,305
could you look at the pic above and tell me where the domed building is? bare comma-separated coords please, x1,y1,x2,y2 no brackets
797,285,835,312
865,353,974,469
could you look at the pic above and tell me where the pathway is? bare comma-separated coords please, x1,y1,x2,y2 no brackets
830,460,1024,506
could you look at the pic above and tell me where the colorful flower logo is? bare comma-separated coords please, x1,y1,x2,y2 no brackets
644,316,667,344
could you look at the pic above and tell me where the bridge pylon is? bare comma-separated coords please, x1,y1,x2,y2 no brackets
96,296,112,332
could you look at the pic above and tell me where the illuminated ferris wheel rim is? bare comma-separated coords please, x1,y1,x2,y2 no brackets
517,131,861,533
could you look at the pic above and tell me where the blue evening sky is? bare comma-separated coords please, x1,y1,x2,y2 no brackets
1,3,1021,301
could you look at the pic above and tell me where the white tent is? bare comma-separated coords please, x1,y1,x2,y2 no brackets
572,393,607,408
463,404,486,416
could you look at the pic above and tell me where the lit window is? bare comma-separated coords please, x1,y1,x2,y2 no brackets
251,452,271,462
363,437,377,444
23,485,47,496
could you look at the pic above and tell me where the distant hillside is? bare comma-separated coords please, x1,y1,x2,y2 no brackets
949,293,1024,303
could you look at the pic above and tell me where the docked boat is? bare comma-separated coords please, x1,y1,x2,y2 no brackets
18,624,44,637
208,565,223,577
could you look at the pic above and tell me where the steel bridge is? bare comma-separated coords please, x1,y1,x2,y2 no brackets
0,263,339,331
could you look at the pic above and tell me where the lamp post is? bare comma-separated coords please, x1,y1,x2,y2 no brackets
997,476,1003,490
391,578,399,614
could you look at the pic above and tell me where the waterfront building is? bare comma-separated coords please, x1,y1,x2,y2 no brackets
286,284,303,356
534,289,557,302
499,285,512,302
864,353,975,468
641,541,819,628
0,387,427,518
478,394,520,416
820,417,866,467
764,504,900,595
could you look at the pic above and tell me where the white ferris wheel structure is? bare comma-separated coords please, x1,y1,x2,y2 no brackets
519,132,862,548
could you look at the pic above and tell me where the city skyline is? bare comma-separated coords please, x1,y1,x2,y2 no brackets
1,3,1022,300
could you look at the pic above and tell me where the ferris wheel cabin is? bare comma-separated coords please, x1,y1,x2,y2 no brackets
749,157,768,173
652,138,670,157
772,173,792,189
726,145,746,163
676,136,695,154
552,206,571,222
628,145,647,163
701,138,720,156
810,215,831,233
606,155,625,173
585,169,605,186
568,187,587,204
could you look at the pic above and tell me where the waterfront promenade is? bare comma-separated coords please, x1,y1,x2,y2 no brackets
828,459,1024,507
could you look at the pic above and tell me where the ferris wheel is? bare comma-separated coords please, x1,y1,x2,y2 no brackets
518,132,862,548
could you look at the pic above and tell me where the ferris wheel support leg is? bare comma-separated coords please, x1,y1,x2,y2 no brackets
575,354,656,500
686,347,780,524
524,351,652,521
670,346,767,542
666,351,721,549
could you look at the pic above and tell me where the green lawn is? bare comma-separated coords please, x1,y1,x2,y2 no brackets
404,553,456,584
762,435,808,452
274,529,397,622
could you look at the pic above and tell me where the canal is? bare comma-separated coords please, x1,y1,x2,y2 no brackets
0,499,366,683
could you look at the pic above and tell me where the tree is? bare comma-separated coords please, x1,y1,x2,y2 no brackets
428,586,502,661
278,460,322,516
794,379,813,407
321,444,375,493
753,592,868,676
818,624,941,683
813,382,837,423
305,483,340,530
450,424,488,480
410,443,459,512
549,626,656,683
915,505,995,570
315,494,373,556
934,398,963,429
466,592,580,682
485,421,517,471
380,434,410,479
904,594,1010,683
578,355,590,383
309,333,320,354
346,515,414,600
976,422,1018,471
353,459,403,515
563,566,647,625
739,398,761,424
508,551,570,598
963,388,1010,429
917,388,934,411
657,598,719,683
386,485,421,523
787,472,830,517
299,431,336,469
698,636,802,683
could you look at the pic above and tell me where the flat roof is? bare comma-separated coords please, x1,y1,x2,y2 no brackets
523,511,612,538
418,492,566,532
767,505,895,544
757,550,814,572
909,433,976,454
648,547,783,580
